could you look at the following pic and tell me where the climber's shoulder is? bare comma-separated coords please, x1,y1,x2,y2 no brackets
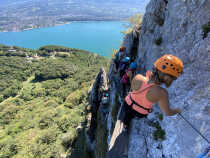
133,74,146,81
131,74,146,91
148,85,168,102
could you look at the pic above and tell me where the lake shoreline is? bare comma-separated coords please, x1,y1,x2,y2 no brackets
0,21,126,57
0,20,127,33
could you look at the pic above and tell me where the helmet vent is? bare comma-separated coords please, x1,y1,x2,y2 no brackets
162,65,166,69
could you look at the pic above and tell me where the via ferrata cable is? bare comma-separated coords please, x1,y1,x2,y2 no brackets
178,113,209,144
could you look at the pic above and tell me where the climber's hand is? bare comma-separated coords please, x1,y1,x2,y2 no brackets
174,108,182,115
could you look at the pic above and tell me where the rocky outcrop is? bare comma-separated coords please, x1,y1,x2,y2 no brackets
88,0,210,158
87,68,110,158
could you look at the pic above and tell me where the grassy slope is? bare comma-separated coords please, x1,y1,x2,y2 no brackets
0,45,109,158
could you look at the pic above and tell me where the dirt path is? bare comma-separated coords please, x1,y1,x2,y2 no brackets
0,75,35,105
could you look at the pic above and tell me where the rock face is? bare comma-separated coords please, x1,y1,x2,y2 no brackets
136,0,210,157
87,68,110,158
88,0,210,158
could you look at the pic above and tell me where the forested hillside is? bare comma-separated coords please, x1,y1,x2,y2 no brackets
0,44,109,158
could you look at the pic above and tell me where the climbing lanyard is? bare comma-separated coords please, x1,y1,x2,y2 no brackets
178,113,210,144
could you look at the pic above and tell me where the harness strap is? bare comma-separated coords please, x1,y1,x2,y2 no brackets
129,95,152,113
132,82,155,94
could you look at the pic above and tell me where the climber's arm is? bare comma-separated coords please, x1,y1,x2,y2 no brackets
157,87,181,116
127,71,133,84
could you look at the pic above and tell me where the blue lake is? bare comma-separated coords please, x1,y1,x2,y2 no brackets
0,21,128,58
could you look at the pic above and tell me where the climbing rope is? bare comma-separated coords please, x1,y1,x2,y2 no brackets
178,113,210,144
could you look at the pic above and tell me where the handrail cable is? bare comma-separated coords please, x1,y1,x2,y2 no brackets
178,113,209,144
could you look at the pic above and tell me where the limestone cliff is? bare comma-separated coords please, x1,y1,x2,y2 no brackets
87,0,210,158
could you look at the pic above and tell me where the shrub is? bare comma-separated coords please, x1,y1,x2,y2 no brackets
12,98,24,106
122,13,143,35
0,137,17,158
61,129,77,149
111,48,119,59
39,117,54,129
38,109,57,129
127,13,143,28
37,129,57,145
0,57,31,97
153,128,166,140
154,37,162,45
34,60,76,81
0,103,19,125
57,116,73,132
6,121,25,135
39,45,73,53
38,51,51,57
19,92,33,101
44,100,59,108
31,87,46,97
55,52,69,58
158,114,163,121
151,121,166,141
202,22,210,39
28,143,60,158
2,84,21,99
0,95,4,103
65,89,86,108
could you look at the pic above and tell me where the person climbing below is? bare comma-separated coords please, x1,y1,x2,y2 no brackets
119,56,130,77
102,92,109,105
121,61,137,97
101,91,110,121
113,46,126,73
123,54,184,129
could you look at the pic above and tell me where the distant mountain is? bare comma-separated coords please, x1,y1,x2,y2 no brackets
0,0,149,31
0,0,147,4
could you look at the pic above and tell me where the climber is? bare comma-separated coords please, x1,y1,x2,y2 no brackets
119,56,130,77
102,91,109,105
121,61,137,97
123,54,184,128
113,46,126,72
101,91,110,119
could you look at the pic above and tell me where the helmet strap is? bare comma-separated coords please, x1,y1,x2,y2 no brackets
150,68,164,85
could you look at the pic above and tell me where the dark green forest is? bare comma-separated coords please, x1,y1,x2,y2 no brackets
0,44,109,158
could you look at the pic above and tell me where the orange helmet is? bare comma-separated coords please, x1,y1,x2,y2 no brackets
154,54,184,78
119,46,126,51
